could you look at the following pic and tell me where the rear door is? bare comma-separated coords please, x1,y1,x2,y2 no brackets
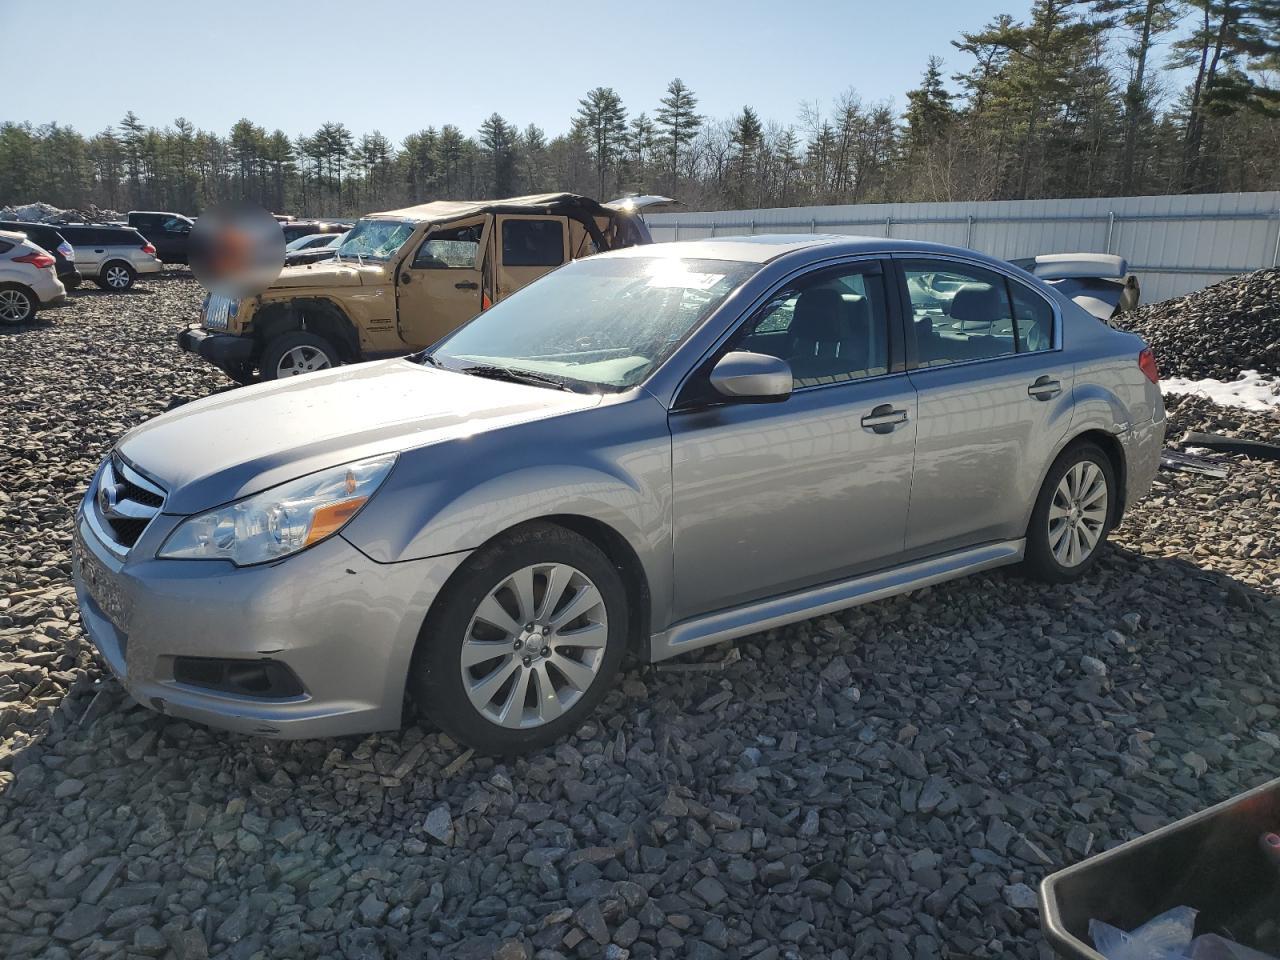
494,215,569,300
896,256,1073,558
66,228,103,275
395,217,490,349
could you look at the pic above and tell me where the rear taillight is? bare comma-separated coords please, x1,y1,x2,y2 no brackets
14,251,55,269
1139,347,1159,383
141,242,157,256
58,241,75,261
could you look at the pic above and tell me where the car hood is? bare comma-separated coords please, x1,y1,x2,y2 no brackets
117,359,601,515
268,261,385,290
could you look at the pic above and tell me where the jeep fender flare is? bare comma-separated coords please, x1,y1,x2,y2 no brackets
253,298,361,362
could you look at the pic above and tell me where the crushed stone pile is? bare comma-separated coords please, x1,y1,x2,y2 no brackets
0,201,126,224
1118,268,1280,381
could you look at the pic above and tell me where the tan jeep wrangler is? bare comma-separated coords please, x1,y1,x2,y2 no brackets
178,193,656,382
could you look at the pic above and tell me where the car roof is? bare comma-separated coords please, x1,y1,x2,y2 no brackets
373,192,624,225
597,233,1024,268
0,221,57,232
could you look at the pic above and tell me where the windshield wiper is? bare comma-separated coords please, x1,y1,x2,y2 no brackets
459,363,575,392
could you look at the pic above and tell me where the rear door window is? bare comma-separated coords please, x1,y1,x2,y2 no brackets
501,219,566,268
901,260,1018,367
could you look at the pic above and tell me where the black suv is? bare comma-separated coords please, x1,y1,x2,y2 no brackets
0,221,81,288
127,211,194,264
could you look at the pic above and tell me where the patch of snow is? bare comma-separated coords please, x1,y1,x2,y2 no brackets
1161,369,1280,411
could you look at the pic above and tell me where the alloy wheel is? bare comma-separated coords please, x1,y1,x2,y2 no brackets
105,266,131,289
460,562,608,728
1048,461,1108,568
0,289,33,321
277,345,332,376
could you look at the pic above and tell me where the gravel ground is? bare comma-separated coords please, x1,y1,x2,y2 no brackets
1,275,1278,960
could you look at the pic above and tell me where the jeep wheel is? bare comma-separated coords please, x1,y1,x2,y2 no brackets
0,285,37,323
99,262,136,291
260,331,340,380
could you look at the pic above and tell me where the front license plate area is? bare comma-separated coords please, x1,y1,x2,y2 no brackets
76,532,132,632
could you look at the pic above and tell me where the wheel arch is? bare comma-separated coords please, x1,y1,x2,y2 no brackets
253,297,361,362
407,513,653,679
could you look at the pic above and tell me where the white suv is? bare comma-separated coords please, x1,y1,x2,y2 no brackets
0,230,67,322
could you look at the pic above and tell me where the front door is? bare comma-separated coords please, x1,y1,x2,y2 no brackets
669,261,918,622
395,217,491,350
493,215,569,300
896,257,1074,557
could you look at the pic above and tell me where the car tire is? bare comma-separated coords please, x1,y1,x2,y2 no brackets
0,284,37,323
259,331,340,380
1023,441,1117,583
98,261,136,291
410,522,629,756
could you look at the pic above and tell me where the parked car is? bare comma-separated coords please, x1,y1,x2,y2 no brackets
127,211,194,264
55,223,162,291
0,230,67,322
0,220,82,289
74,234,1165,754
1010,253,1140,321
280,220,351,244
178,193,653,383
283,231,346,266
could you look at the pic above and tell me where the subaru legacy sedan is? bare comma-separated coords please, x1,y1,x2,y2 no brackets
73,236,1164,754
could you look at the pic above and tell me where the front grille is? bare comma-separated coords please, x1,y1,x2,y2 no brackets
203,294,233,330
87,455,167,556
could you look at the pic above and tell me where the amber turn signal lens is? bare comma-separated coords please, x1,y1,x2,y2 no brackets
304,496,367,546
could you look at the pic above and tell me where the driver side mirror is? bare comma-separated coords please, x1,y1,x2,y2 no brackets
709,351,792,403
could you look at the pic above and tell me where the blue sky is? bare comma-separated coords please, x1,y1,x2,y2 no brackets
3,0,1184,143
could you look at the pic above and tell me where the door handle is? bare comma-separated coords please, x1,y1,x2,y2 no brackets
1027,376,1061,400
861,404,909,434
455,281,479,290
94,249,104,253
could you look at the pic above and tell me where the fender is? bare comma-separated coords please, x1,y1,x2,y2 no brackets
340,393,676,626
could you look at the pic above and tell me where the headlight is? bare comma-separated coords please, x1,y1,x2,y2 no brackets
158,454,397,566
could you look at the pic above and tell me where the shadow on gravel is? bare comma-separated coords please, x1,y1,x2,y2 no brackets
2,538,1278,957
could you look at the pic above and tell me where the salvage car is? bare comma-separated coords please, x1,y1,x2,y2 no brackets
177,193,654,382
283,230,346,266
0,220,81,289
55,223,162,291
74,235,1165,754
127,210,194,264
0,229,67,322
1009,253,1140,321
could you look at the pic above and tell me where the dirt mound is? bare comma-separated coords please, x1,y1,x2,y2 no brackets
1118,268,1280,380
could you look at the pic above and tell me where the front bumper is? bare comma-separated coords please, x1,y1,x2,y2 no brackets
177,326,257,375
72,505,468,738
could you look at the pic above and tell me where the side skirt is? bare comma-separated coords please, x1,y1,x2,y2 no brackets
648,539,1025,663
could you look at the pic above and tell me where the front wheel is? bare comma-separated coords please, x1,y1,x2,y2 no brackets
410,522,629,755
1023,442,1116,583
259,331,340,380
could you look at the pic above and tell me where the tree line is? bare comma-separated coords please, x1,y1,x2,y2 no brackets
2,0,1277,219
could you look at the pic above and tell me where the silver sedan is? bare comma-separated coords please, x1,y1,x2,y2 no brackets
73,235,1165,754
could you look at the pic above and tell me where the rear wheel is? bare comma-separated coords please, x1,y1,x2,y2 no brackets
1023,442,1116,583
410,522,629,755
259,331,340,380
0,285,36,323
98,261,136,291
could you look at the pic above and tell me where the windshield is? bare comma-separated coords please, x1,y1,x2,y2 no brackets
336,218,415,261
426,256,756,391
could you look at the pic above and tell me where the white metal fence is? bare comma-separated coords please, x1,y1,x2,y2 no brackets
642,191,1280,303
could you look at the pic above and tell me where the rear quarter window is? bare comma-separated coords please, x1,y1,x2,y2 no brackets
0,240,13,254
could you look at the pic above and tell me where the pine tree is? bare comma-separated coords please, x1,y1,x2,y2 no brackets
575,87,628,198
655,78,702,195
479,113,517,197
